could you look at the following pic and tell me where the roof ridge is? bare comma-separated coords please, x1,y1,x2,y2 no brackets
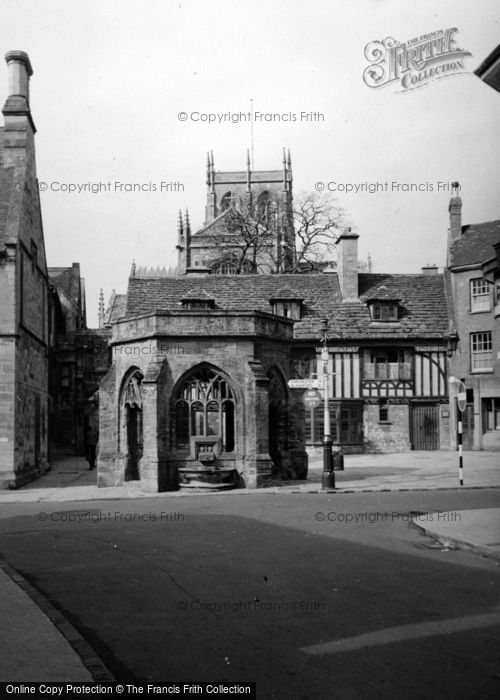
182,288,215,300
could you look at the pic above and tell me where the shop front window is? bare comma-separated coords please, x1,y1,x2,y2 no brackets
482,398,500,432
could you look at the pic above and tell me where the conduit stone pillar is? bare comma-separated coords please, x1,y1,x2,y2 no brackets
245,360,273,488
140,381,161,492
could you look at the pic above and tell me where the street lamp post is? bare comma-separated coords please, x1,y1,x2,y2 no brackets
320,319,335,489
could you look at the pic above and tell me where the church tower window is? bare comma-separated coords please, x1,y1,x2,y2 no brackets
257,190,273,225
220,191,233,213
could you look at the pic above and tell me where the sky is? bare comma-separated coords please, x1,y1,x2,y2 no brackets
1,0,499,327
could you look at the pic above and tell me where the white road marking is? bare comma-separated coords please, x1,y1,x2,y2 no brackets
301,612,500,655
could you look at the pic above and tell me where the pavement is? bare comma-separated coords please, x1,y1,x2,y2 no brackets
0,562,97,682
1,449,499,502
0,449,499,684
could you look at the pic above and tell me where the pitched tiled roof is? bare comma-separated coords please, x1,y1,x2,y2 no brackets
364,284,401,302
182,289,215,301
193,209,230,237
449,220,500,268
124,271,448,340
270,287,305,301
106,293,127,324
48,267,75,300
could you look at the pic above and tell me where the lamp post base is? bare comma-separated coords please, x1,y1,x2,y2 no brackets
321,437,335,489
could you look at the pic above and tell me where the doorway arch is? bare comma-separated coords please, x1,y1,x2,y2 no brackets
268,368,289,475
120,369,144,481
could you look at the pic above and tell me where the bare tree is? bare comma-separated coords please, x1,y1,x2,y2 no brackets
210,202,276,274
207,191,347,274
292,191,346,272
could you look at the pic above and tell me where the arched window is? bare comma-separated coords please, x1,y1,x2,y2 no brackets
211,260,237,275
268,370,288,473
121,370,143,481
220,191,233,213
257,190,274,225
240,259,255,274
174,367,235,452
211,258,256,275
123,372,143,409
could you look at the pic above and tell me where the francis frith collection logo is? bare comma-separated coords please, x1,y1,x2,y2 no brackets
363,28,472,91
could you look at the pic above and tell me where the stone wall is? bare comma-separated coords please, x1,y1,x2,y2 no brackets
0,60,50,487
97,314,302,491
363,403,411,453
0,338,15,485
49,328,110,455
449,267,500,450
439,402,451,450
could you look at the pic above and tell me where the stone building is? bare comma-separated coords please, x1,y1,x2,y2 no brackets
446,185,500,450
0,51,111,487
48,265,109,456
0,51,51,488
98,209,454,491
0,51,459,491
177,150,295,274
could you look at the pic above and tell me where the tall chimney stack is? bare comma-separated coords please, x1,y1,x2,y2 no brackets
2,51,35,133
5,50,32,101
421,264,439,275
448,181,462,245
336,228,359,302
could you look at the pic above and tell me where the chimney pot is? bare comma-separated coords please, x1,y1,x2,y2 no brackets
448,186,462,246
336,231,359,302
422,265,439,275
5,51,33,102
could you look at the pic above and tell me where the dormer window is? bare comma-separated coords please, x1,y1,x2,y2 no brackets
371,303,398,321
273,301,299,319
270,289,304,320
181,290,215,311
366,285,401,322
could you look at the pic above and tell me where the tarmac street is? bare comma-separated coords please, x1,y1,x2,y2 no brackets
0,566,93,682
0,452,499,697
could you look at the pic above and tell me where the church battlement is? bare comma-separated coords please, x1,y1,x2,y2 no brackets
204,148,292,225
132,265,177,278
177,149,295,275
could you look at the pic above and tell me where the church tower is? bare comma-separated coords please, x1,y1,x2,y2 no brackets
183,150,295,274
